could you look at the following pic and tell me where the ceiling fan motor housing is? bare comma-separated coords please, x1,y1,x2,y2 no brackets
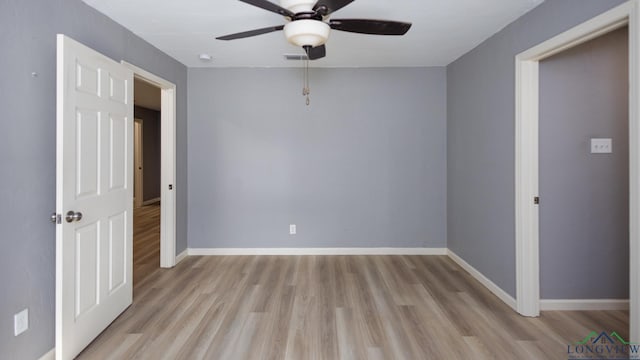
279,0,316,14
216,0,412,60
284,20,330,47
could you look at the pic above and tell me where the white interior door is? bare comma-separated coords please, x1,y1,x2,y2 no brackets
55,34,133,360
134,119,143,208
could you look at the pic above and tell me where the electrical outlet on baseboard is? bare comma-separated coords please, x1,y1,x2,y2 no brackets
14,308,28,336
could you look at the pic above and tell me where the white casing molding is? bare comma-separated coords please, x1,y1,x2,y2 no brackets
121,61,177,269
447,250,517,311
515,57,540,317
630,0,640,343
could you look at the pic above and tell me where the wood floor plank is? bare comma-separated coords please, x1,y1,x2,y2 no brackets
78,206,630,359
256,285,295,360
283,293,317,360
336,307,368,360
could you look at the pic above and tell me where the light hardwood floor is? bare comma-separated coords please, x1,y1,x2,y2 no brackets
78,208,629,359
131,203,161,287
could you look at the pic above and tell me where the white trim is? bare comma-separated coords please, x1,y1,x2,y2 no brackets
515,0,640,341
447,250,517,311
133,118,144,209
175,249,188,264
142,197,161,206
517,17,630,61
187,247,448,256
630,0,640,344
540,299,630,311
515,58,540,317
38,348,55,360
121,61,177,269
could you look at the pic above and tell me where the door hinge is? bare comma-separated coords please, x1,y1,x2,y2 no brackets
50,213,62,224
534,196,540,205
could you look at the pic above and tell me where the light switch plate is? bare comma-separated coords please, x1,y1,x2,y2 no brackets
591,138,612,154
289,224,296,235
14,308,28,336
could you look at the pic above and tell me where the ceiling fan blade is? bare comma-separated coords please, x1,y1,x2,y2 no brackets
305,45,326,60
313,0,355,16
216,25,285,40
238,0,295,18
329,19,412,35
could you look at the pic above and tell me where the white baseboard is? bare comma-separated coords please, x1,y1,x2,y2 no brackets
175,249,188,264
142,197,161,206
447,250,518,311
39,348,55,360
187,247,448,256
540,299,630,311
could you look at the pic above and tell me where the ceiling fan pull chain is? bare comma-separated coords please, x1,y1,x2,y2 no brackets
302,59,306,96
302,56,310,106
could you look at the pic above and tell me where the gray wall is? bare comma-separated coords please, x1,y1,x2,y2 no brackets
134,106,162,201
188,67,446,249
0,0,188,358
447,0,627,297
539,27,629,299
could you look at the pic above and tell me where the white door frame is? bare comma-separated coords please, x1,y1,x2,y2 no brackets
134,118,144,209
122,61,177,268
515,0,640,342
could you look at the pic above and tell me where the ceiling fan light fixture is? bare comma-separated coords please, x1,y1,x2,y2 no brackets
284,20,330,48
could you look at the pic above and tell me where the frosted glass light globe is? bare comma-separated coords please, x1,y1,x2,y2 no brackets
284,20,330,47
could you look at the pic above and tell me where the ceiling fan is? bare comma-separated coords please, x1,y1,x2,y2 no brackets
216,0,412,60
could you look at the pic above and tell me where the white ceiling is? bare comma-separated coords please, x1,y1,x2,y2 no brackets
82,0,544,68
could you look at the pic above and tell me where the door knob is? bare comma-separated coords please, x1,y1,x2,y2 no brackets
65,211,83,223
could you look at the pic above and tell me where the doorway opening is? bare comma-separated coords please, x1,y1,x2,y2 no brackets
538,26,629,309
123,61,178,271
514,0,639,342
133,78,162,284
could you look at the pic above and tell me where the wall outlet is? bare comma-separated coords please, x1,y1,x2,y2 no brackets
591,138,612,153
14,308,28,336
289,224,296,235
